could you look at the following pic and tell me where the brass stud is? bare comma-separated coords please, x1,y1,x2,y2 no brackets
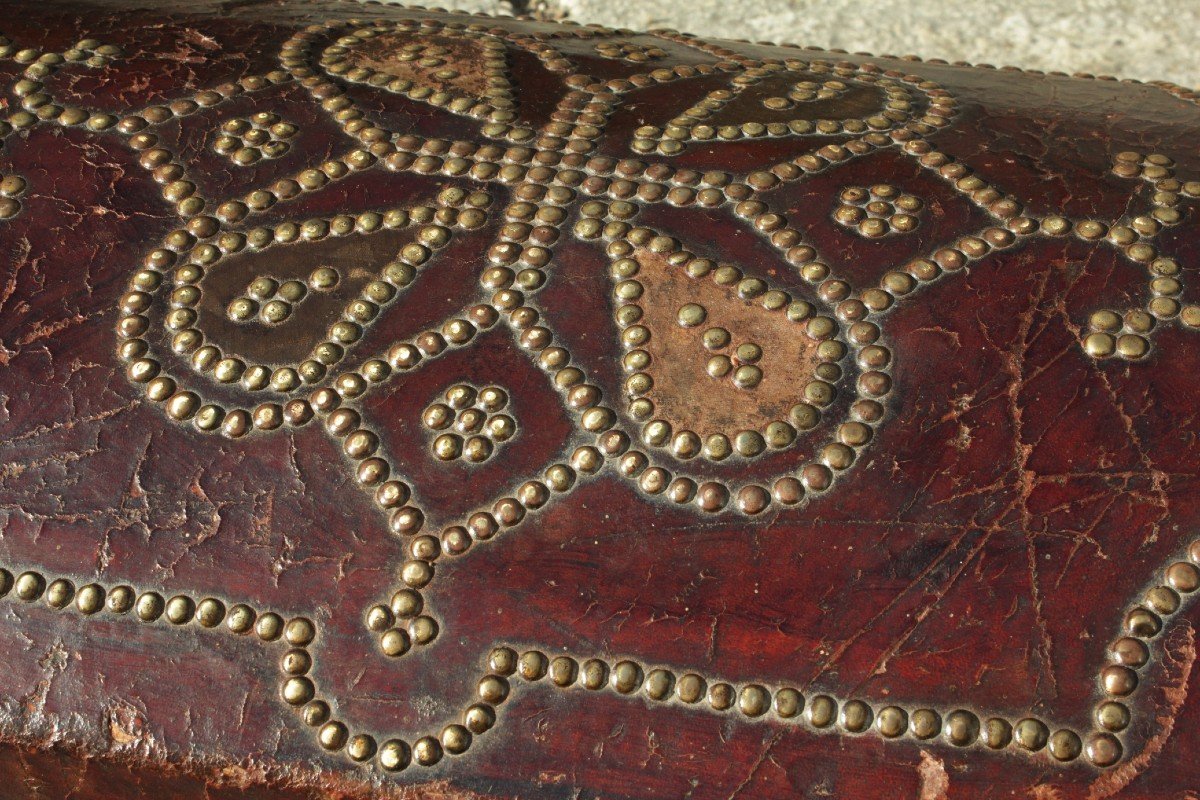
518,650,548,681
478,675,510,704
441,724,471,755
285,617,316,646
1048,729,1082,762
839,699,873,733
677,673,706,703
282,677,316,707
45,579,74,609
318,721,348,751
943,710,979,746
347,734,377,763
909,708,941,740
737,684,770,718
106,586,135,615
13,572,45,602
549,657,578,688
707,682,734,711
980,717,1012,749
489,646,517,676
1095,701,1130,732
464,703,496,735
611,660,643,694
413,736,442,766
1101,664,1138,696
1166,561,1200,593
806,695,836,728
256,612,284,641
1013,718,1049,751
135,592,165,622
1086,733,1122,767
195,598,225,628
380,628,410,658
379,739,411,772
1110,637,1149,668
875,706,907,738
165,595,195,625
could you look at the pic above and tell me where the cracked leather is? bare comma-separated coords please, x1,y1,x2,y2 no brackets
0,0,1198,798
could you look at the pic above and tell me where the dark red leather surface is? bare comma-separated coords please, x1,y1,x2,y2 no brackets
0,1,1198,797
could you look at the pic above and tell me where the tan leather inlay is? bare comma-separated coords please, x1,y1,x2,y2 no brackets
717,73,890,126
350,33,499,97
196,230,412,365
633,250,823,437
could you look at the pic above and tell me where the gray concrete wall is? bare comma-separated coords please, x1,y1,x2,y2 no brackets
428,0,1199,88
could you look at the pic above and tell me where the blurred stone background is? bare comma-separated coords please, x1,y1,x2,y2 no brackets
409,0,1199,88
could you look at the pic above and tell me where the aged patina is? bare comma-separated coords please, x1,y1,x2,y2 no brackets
0,1,1198,797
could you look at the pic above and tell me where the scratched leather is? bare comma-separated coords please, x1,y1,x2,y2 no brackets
0,1,1198,798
